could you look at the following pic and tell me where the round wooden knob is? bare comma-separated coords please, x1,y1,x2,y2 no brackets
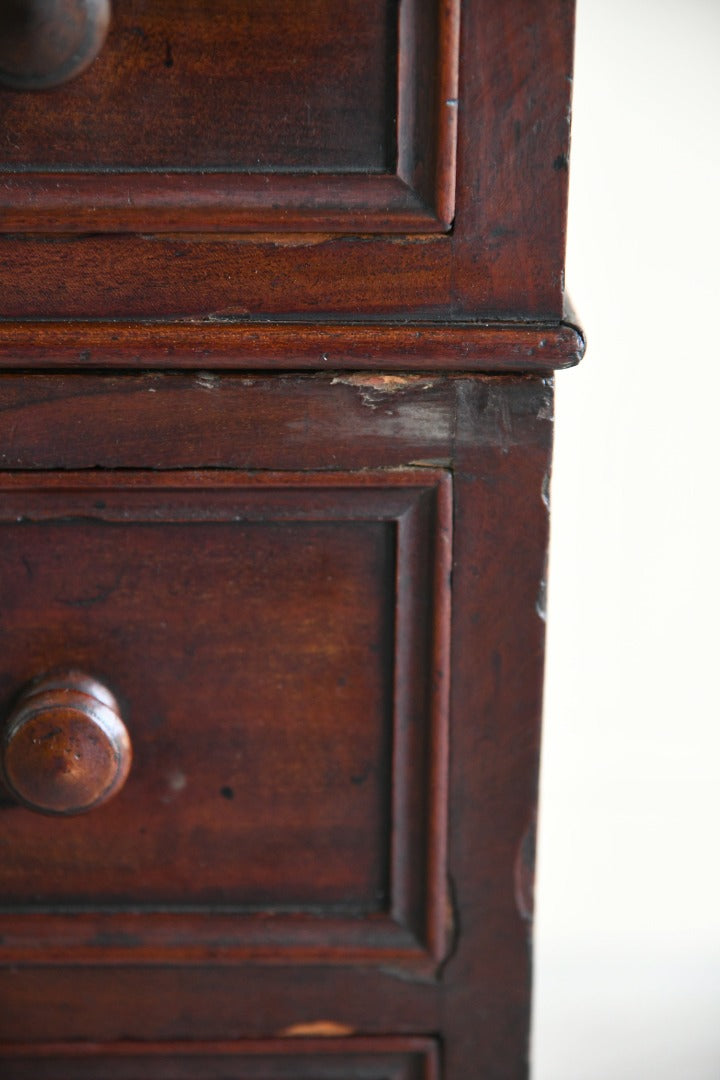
0,672,130,816
0,0,111,91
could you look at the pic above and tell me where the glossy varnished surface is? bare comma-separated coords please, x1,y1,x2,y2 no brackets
0,468,451,967
0,0,577,1073
1,671,131,815
0,375,553,1077
0,0,575,320
0,315,585,370
0,0,459,233
0,0,398,170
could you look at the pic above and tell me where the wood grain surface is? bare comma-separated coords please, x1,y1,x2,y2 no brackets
0,1038,439,1080
0,1,576,1074
0,0,575,320
0,0,458,232
0,468,451,968
0,317,584,370
0,374,553,1078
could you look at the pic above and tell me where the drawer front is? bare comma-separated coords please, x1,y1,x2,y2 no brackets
0,470,450,968
0,1039,439,1080
0,0,458,233
0,3,574,320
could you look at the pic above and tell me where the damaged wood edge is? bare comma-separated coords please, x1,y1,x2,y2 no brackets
0,320,585,370
513,814,537,924
277,1022,357,1038
561,292,587,363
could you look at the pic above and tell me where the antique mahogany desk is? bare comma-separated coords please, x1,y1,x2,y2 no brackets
0,1,581,1076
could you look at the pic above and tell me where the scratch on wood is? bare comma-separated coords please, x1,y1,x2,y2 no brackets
535,573,547,623
514,817,537,922
541,468,551,509
195,372,221,390
408,458,452,468
330,374,438,409
331,374,438,392
278,1021,356,1037
537,393,554,421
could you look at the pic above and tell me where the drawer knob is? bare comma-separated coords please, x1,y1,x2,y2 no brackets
0,0,111,91
0,672,131,816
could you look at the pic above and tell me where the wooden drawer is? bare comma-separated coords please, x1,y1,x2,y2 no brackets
0,469,450,967
0,371,556,1073
0,0,458,234
0,1,576,321
0,1,580,1074
0,6,578,1071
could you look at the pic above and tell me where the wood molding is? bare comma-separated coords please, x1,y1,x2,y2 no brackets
0,1038,440,1080
0,318,584,370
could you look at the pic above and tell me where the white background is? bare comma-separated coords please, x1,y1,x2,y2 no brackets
532,0,720,1076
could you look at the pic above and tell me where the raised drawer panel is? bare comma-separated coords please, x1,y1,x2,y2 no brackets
0,3,575,321
0,0,459,232
0,470,450,967
2,0,398,172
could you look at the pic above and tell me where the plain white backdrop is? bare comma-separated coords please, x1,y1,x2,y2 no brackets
532,0,720,1076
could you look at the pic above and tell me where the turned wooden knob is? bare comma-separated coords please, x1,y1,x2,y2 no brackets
0,0,111,91
0,672,130,816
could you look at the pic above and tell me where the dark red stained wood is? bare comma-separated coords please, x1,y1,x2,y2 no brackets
0,234,454,320
0,1,575,320
1,0,398,171
439,376,553,1076
0,318,584,370
398,0,460,226
0,376,553,1080
0,174,446,234
0,0,576,1071
0,0,458,233
451,0,576,317
0,470,450,968
0,965,441,1042
0,1038,439,1080
0,372,458,471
